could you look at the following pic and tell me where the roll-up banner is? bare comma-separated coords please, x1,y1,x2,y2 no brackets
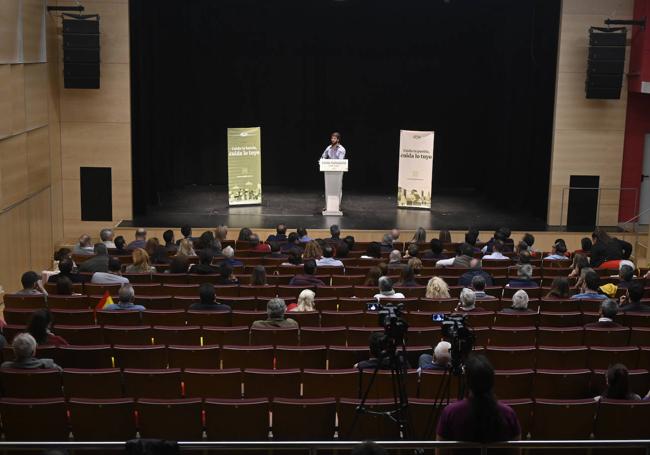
227,127,262,206
397,130,434,209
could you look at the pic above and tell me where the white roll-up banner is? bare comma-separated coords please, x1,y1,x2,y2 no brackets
397,130,434,209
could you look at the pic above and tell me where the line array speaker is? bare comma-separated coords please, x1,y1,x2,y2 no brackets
585,27,626,99
62,14,100,89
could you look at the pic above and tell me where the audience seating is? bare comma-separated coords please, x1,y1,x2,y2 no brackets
68,398,136,440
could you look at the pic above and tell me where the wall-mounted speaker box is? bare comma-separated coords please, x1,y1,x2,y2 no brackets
62,15,100,89
80,167,112,221
586,27,626,99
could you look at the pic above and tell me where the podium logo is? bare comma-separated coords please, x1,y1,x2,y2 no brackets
414,135,422,139
240,132,249,137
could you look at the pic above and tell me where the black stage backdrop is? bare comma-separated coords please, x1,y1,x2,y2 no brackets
130,0,560,219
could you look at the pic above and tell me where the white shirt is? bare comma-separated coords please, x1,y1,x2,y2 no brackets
435,258,455,268
103,241,116,248
483,252,509,260
316,257,344,267
322,144,346,159
374,292,405,300
91,272,129,284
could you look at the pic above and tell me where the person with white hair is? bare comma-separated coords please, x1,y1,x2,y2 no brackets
1,333,61,370
455,288,485,313
100,228,116,248
252,298,298,328
418,341,452,371
387,250,405,271
222,246,243,267
287,289,316,312
103,284,145,311
373,276,405,301
500,290,535,314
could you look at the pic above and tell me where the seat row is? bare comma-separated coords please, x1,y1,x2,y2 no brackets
8,395,649,441
5,343,650,371
2,366,648,401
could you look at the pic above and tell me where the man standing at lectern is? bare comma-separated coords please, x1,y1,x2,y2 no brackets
321,132,346,159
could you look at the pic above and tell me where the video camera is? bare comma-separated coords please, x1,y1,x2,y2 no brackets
366,302,409,347
440,314,475,374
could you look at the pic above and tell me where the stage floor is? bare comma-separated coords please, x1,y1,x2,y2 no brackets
120,185,548,231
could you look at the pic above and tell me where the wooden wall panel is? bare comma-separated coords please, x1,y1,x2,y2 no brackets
28,187,53,272
0,0,20,64
47,7,63,245
26,125,50,193
10,64,25,134
0,133,28,208
22,0,46,63
24,62,49,129
0,65,11,138
0,202,30,292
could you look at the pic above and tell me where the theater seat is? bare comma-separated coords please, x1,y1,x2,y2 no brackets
167,345,221,369
588,346,640,370
69,397,136,440
338,398,401,440
328,345,369,369
58,345,114,369
533,369,592,399
485,346,536,370
123,368,182,399
531,399,597,439
113,344,167,369
202,326,249,346
275,345,327,370
0,398,69,440
0,368,62,398
536,346,589,369
137,398,204,440
494,369,534,399
204,398,269,440
250,327,299,346
272,398,337,440
299,326,347,346
243,368,301,399
183,368,241,399
302,369,358,399
63,368,123,399
221,345,274,369
584,327,630,347
594,399,650,439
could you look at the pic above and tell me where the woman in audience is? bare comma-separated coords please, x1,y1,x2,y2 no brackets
590,228,633,269
501,290,535,314
361,242,382,259
215,225,228,243
217,262,239,285
238,227,253,242
410,227,427,244
287,289,316,312
177,238,196,257
397,266,419,287
250,265,267,285
167,255,190,274
55,276,80,296
302,241,323,261
425,276,450,299
281,248,303,266
145,238,170,265
196,231,221,255
363,266,383,287
546,277,570,299
27,309,68,347
438,230,452,243
408,257,423,276
595,364,641,401
126,248,156,273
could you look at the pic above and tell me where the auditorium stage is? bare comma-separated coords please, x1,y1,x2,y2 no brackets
120,186,548,231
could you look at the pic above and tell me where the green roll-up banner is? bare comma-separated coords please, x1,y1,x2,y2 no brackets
227,127,262,206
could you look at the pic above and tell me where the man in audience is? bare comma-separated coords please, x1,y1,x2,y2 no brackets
544,240,570,260
522,233,536,255
91,258,129,284
454,288,484,313
501,290,532,313
281,232,302,253
380,233,394,253
506,264,538,288
1,333,60,371
571,270,606,300
328,224,342,243
374,276,405,301
465,229,481,253
422,238,445,260
335,241,350,258
222,246,243,267
289,260,325,286
78,243,110,273
249,234,271,253
163,229,177,254
585,298,621,328
436,243,473,268
316,245,344,267
266,223,287,243
458,259,494,287
418,341,451,371
297,227,311,243
617,264,635,289
104,284,145,311
127,228,147,250
266,241,285,258
113,236,131,256
344,235,356,252
72,234,94,255
100,228,116,248
176,225,195,246
390,228,401,243
252,298,298,328
471,275,496,300
483,240,508,260
190,250,220,274
387,250,405,270
619,281,650,312
48,258,84,283
404,244,419,259
355,332,391,370
17,271,47,296
189,283,231,311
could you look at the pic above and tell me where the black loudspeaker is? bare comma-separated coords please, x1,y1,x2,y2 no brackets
80,167,112,221
566,175,600,231
586,27,626,99
62,14,100,89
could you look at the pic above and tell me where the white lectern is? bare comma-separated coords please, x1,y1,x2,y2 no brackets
319,159,348,216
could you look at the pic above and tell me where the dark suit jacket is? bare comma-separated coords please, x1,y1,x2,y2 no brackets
188,303,231,311
190,264,220,274
620,303,650,313
78,255,109,273
48,272,85,283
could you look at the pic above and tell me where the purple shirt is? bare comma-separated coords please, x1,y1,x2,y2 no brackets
437,399,520,442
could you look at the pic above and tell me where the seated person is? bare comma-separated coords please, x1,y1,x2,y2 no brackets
387,250,405,270
425,276,450,299
316,245,344,267
125,248,156,273
1,333,61,370
266,241,286,258
190,250,220,274
373,276,405,301
436,243,474,268
506,264,538,288
103,284,146,311
422,238,445,260
355,332,391,370
544,239,570,260
571,270,607,300
585,298,621,328
482,240,509,260
458,259,494,287
250,265,268,286
27,309,68,346
189,283,231,311
289,260,325,287
91,257,129,284
47,258,84,283
280,232,302,253
619,281,650,313
404,243,419,259
55,276,81,296
454,288,485,313
335,242,350,259
250,234,271,253
78,243,110,273
617,264,636,289
418,341,451,371
163,229,178,254
251,298,298,328
16,271,47,296
72,234,94,256
216,262,239,285
287,289,316,312
112,235,132,256
471,275,496,300
396,266,418,287
546,277,570,299
595,364,641,401
500,290,535,314
221,246,243,267
380,233,395,253
360,242,382,259
266,223,287,243
168,255,190,274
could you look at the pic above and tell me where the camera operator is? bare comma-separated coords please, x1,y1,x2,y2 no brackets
418,341,451,371
436,354,521,453
355,332,392,370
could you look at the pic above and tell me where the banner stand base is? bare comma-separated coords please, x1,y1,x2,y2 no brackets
322,210,343,216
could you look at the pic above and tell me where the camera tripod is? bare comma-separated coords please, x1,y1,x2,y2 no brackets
348,338,413,440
